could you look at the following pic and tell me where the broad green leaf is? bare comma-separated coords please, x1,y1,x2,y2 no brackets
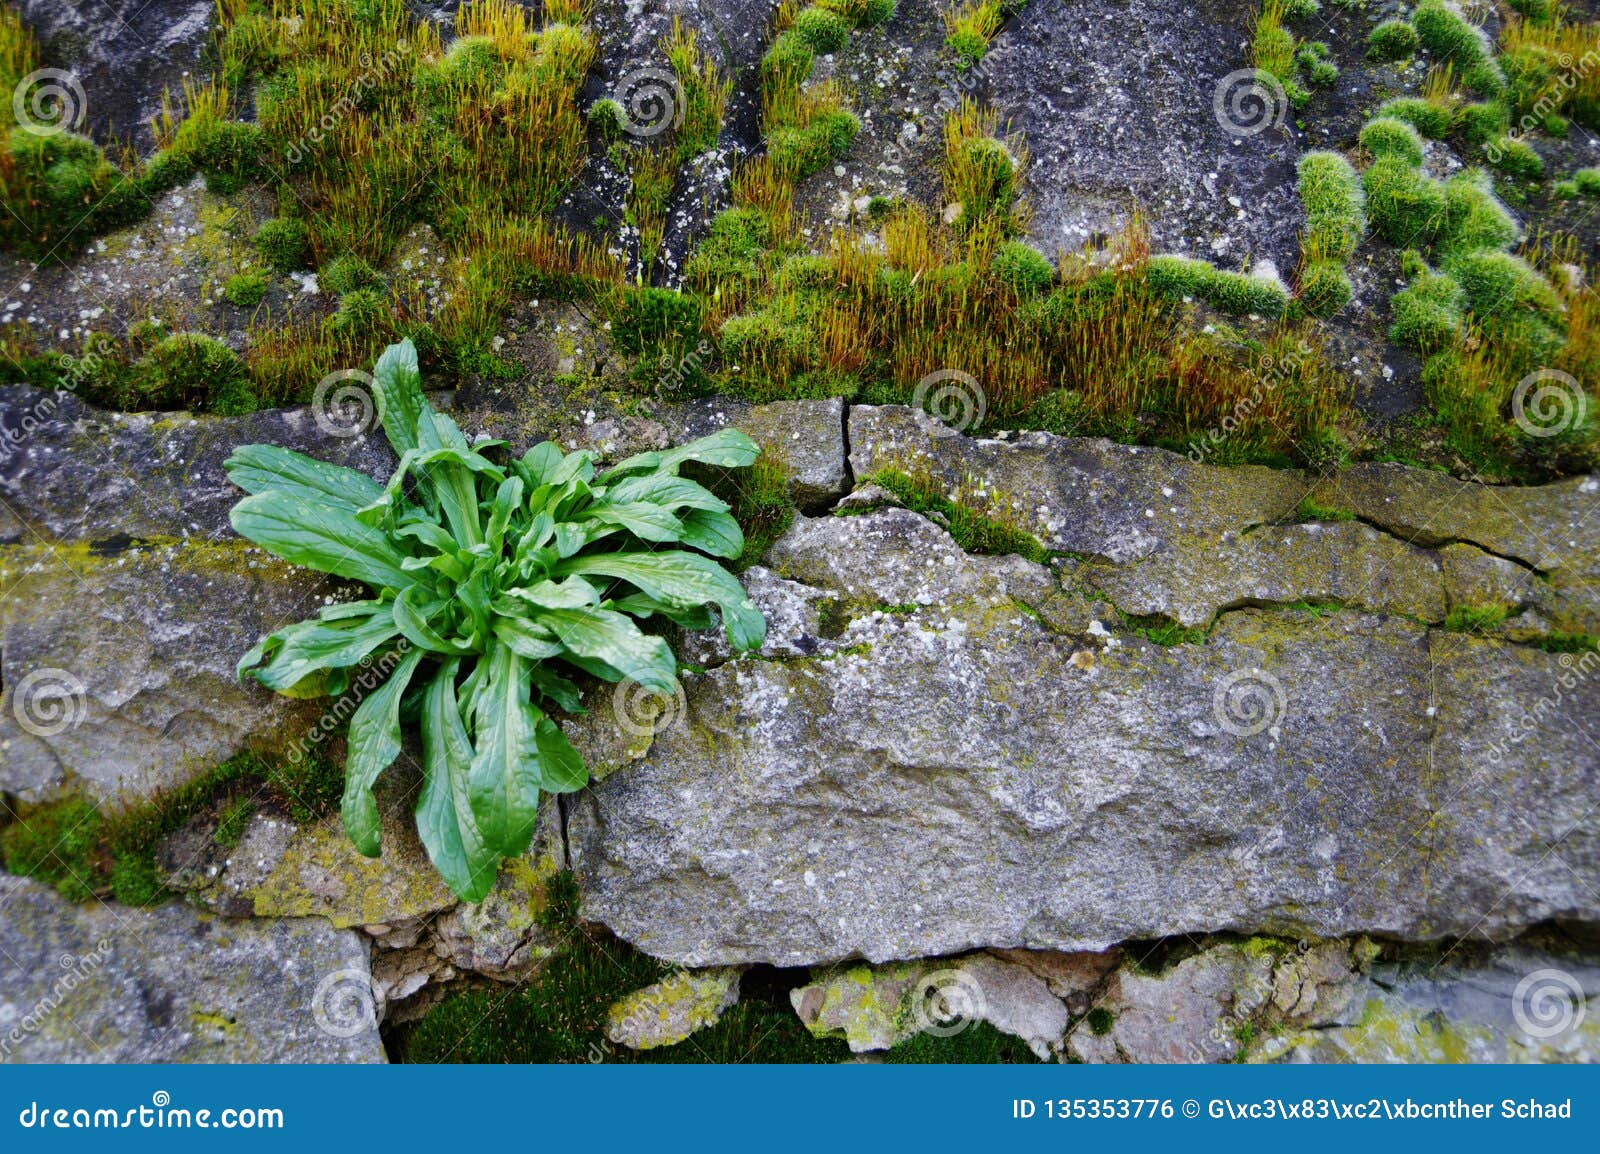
675,507,745,559
584,502,685,542
485,476,524,552
243,613,401,692
606,474,729,514
467,641,543,857
372,339,433,455
517,441,567,486
392,586,475,654
225,444,384,510
499,576,600,610
658,428,760,471
529,666,584,713
558,551,765,651
230,490,417,591
535,718,586,793
342,647,424,856
492,614,564,660
611,592,715,631
416,660,500,902
534,605,677,693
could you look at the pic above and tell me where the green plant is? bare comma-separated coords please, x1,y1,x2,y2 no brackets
1297,151,1365,261
1487,135,1544,180
1363,156,1447,246
588,98,625,139
227,339,766,901
255,217,312,272
1295,260,1352,318
322,253,384,295
223,270,269,308
1360,116,1426,166
1577,167,1600,196
1389,266,1466,352
1368,19,1419,60
991,241,1053,294
792,6,851,53
1413,0,1500,91
1458,101,1510,147
1376,96,1452,139
135,333,256,414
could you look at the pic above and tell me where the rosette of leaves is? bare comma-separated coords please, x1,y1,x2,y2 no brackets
226,339,765,900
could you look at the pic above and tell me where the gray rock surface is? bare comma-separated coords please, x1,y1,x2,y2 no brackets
606,967,744,1050
0,873,384,1062
985,0,1304,266
0,541,349,805
12,1,214,150
569,501,1600,967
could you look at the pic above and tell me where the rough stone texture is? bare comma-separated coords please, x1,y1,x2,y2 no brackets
0,541,349,805
790,953,1071,1059
569,503,1600,967
985,0,1304,267
0,384,397,545
12,1,213,151
1061,935,1600,1064
157,789,458,929
0,873,383,1062
851,405,1597,637
606,967,744,1050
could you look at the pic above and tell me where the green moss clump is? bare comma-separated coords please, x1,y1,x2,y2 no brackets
1458,101,1511,148
1146,255,1214,300
792,7,851,53
1444,604,1511,632
1376,96,1453,139
869,470,1049,563
1295,259,1353,318
587,98,624,140
1437,172,1517,258
222,270,268,308
991,241,1053,295
0,131,145,261
761,30,816,92
321,253,383,295
1086,1006,1116,1035
0,797,106,903
1413,0,1499,87
1389,266,1466,352
1487,136,1544,180
1363,156,1447,246
609,286,703,355
1367,19,1419,61
1126,614,1208,647
884,1021,1042,1063
0,750,344,907
134,333,256,414
254,217,311,272
1360,116,1426,166
685,207,776,292
1206,269,1290,319
1298,150,1366,261
1446,250,1563,332
1576,167,1600,197
766,108,859,177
